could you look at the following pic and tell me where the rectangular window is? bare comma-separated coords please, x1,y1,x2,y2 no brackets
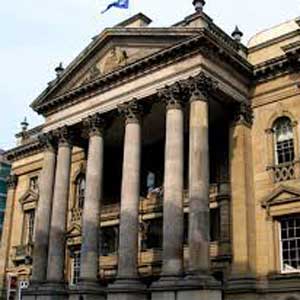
280,215,300,273
276,139,295,165
210,208,221,242
24,210,35,244
29,176,39,192
70,251,81,286
100,226,119,256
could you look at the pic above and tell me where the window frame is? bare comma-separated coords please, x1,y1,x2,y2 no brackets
278,215,300,274
273,117,295,166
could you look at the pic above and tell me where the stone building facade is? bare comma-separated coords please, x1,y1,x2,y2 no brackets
0,151,10,242
1,1,300,299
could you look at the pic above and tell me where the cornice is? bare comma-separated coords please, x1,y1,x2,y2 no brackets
5,141,43,163
32,29,253,117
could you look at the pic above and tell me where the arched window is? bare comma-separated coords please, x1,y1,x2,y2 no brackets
75,175,86,210
273,117,295,165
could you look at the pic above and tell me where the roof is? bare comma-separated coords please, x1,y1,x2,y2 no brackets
248,18,300,48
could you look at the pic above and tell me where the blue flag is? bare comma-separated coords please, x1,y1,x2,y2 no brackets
101,0,129,13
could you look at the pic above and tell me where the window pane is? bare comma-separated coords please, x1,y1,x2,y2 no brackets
280,215,300,273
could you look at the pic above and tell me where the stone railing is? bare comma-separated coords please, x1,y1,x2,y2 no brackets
268,161,298,183
70,207,82,223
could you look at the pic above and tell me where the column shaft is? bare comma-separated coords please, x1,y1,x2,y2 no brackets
80,120,104,283
162,105,184,276
32,140,56,282
188,98,210,274
117,119,141,279
0,176,17,292
47,137,72,282
229,104,255,276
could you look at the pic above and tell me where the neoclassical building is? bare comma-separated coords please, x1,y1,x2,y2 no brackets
1,1,300,299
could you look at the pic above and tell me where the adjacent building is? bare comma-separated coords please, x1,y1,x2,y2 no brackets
0,150,10,242
1,1,300,299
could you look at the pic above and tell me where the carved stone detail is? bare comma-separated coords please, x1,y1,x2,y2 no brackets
7,174,18,190
233,102,254,127
83,113,105,137
186,71,217,101
53,126,73,146
158,81,187,110
118,99,144,124
38,132,56,152
83,65,101,84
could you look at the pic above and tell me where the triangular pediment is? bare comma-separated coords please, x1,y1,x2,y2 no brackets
19,189,38,206
262,185,300,208
31,14,202,114
66,224,82,237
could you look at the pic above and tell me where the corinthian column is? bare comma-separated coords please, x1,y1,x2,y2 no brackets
187,73,216,280
160,82,185,278
31,133,57,283
117,100,143,280
108,100,146,300
79,114,105,292
46,126,72,285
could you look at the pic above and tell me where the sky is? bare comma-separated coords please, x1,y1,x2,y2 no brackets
0,0,299,150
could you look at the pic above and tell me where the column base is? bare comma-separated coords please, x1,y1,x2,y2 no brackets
151,273,222,300
23,281,68,300
71,279,106,300
107,278,148,300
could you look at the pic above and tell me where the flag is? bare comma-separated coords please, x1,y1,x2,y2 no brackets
101,0,129,13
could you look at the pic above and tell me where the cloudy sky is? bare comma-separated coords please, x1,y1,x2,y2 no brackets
0,0,299,149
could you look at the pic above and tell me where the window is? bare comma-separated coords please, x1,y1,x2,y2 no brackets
280,215,300,273
29,176,39,192
24,210,35,244
273,117,295,165
100,226,119,256
141,218,163,251
76,175,86,210
70,251,81,286
210,208,221,242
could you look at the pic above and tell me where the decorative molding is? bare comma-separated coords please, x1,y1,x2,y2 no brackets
186,71,218,101
5,141,43,162
158,81,187,110
38,132,56,152
53,126,73,147
232,102,254,127
118,99,145,124
83,113,106,137
31,28,253,116
6,174,18,190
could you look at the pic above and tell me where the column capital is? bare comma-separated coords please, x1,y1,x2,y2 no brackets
186,71,217,102
118,99,145,124
53,126,73,147
6,174,18,190
158,81,187,110
232,102,254,127
83,113,105,137
38,132,56,152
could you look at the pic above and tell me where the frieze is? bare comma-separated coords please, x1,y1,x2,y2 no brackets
5,141,43,163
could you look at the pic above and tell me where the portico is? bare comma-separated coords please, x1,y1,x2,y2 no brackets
21,67,250,300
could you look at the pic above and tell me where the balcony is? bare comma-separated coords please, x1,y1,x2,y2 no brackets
11,244,33,266
268,161,300,183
